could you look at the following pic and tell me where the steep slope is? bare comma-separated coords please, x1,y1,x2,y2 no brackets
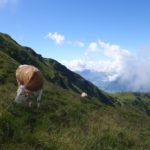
0,32,112,105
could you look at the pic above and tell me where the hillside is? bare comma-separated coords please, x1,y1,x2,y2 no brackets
0,32,112,105
111,92,150,116
0,32,150,150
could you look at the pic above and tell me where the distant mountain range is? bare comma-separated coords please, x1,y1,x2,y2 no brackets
77,70,132,92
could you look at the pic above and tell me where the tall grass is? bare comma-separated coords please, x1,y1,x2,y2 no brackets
0,85,150,150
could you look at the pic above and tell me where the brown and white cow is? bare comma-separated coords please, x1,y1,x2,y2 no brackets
15,64,43,108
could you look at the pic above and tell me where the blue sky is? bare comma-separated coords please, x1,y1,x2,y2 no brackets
1,0,150,53
1,0,150,76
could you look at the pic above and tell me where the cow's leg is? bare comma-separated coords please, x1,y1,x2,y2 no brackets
26,91,33,108
15,87,21,103
26,95,31,107
28,100,32,108
15,85,26,103
37,90,43,109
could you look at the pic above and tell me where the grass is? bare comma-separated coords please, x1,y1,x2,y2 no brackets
0,82,150,150
110,92,150,116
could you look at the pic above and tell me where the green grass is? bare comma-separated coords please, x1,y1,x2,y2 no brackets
0,79,150,150
110,92,150,116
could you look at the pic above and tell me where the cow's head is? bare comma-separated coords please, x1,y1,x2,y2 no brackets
15,85,29,103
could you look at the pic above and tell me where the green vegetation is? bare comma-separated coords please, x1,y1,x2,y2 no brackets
111,92,150,116
0,32,150,150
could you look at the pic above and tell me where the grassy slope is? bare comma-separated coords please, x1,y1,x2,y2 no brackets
111,92,150,116
0,33,150,150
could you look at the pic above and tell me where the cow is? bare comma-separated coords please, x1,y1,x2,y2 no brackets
81,92,88,98
15,64,43,108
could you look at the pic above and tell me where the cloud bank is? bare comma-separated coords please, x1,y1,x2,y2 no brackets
120,48,150,91
62,40,132,74
62,40,150,91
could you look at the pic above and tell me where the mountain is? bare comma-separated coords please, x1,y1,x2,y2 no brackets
0,32,150,150
77,70,131,92
76,70,109,90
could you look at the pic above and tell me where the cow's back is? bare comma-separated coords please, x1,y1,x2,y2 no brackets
16,65,43,91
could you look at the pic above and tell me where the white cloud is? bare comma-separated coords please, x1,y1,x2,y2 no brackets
46,32,65,44
84,41,100,56
62,59,86,71
62,59,123,74
62,41,133,82
84,52,88,56
87,42,99,52
107,74,119,82
119,47,150,91
46,32,85,48
98,40,131,60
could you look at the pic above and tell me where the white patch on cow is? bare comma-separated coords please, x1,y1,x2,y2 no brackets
15,85,28,103
19,64,39,72
15,85,43,108
19,64,28,68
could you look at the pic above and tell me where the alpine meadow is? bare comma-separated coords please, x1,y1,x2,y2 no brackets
0,32,150,150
